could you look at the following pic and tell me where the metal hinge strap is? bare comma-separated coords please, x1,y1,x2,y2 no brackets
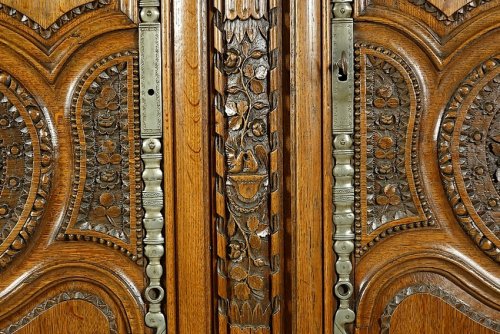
331,0,355,333
139,1,166,333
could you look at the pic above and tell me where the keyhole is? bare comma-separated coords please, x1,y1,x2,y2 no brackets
148,89,155,96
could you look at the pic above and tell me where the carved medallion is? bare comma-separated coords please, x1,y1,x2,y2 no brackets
354,44,434,256
214,0,282,331
58,51,143,263
438,56,500,262
0,0,112,39
0,70,54,269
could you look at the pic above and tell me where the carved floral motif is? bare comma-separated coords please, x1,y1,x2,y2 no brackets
354,43,434,256
58,52,143,263
0,70,53,269
214,0,282,330
438,56,500,262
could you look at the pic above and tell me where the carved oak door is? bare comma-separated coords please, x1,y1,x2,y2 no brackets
0,1,163,333
345,0,500,332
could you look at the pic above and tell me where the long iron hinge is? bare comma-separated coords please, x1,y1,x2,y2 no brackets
331,0,355,334
139,1,166,333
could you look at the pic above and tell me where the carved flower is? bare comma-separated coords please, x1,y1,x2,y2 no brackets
97,140,122,165
375,162,394,175
97,114,118,134
95,83,119,111
374,136,396,159
483,102,495,115
373,85,399,109
8,144,22,157
377,112,396,129
94,192,122,227
228,240,246,262
224,49,242,74
376,184,401,206
0,114,11,129
250,119,266,137
5,176,21,191
0,203,10,219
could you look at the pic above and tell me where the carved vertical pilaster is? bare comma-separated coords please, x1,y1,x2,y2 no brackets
214,0,283,332
331,0,355,333
139,0,165,333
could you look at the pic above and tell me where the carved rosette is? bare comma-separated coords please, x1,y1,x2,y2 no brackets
0,70,54,269
438,56,500,262
214,0,282,331
354,44,434,256
58,52,143,263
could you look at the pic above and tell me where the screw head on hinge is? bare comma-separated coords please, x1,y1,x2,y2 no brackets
333,2,353,18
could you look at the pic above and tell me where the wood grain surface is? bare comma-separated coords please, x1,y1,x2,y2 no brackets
0,1,149,333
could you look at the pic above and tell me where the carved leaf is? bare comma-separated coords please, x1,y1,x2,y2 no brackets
248,275,264,291
249,234,261,249
229,266,248,281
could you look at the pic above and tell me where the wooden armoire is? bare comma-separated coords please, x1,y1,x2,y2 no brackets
0,0,498,333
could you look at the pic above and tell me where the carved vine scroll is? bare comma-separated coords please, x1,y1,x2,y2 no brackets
354,43,434,257
438,56,500,262
214,0,283,331
57,52,143,263
0,70,54,269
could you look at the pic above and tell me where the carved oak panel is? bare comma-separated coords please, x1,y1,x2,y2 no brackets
0,1,151,333
381,285,500,333
0,0,112,39
0,70,53,269
438,56,500,262
57,52,143,263
354,43,434,256
214,0,283,331
0,291,118,334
